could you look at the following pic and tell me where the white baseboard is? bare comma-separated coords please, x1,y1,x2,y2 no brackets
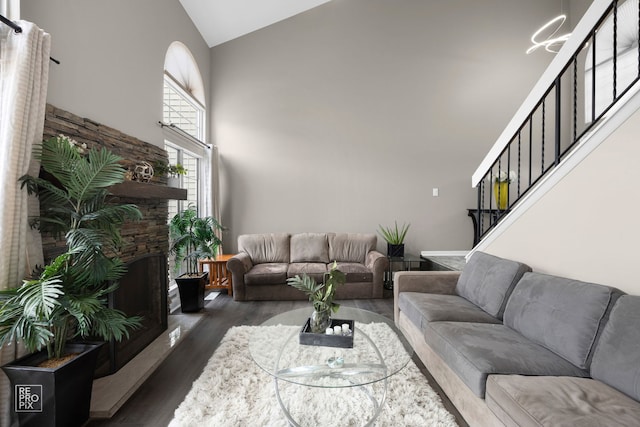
420,250,469,257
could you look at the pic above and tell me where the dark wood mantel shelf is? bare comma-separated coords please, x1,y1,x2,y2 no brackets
110,181,187,200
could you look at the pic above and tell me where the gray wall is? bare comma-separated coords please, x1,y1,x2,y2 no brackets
21,0,210,148
211,0,561,254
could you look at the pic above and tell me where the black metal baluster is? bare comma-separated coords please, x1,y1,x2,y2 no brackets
489,166,494,226
496,158,502,216
480,180,485,238
528,116,533,186
517,131,522,198
506,144,512,210
573,58,578,146
592,33,597,122
541,100,546,174
555,79,562,167
613,0,618,100
476,180,482,244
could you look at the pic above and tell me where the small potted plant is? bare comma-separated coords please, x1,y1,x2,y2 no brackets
153,160,187,187
166,163,187,187
378,221,410,257
0,134,142,427
169,205,223,312
287,262,346,333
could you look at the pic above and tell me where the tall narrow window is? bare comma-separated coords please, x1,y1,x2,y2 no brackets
163,42,208,300
163,76,205,142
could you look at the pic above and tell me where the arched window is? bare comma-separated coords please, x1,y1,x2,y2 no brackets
162,41,208,219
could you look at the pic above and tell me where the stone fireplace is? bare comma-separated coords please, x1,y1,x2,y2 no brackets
41,105,184,376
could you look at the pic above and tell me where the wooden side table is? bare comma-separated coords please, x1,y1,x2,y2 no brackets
198,254,235,296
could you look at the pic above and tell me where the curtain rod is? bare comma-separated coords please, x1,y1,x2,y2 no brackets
0,14,60,64
158,121,210,150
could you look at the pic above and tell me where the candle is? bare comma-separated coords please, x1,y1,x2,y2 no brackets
333,325,342,335
325,327,334,335
342,323,350,334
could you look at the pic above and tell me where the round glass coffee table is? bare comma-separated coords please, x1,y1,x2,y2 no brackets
249,307,413,426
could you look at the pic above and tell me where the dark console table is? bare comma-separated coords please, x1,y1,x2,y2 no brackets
467,209,509,245
384,254,428,290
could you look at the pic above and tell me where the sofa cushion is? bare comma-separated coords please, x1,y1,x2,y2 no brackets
244,263,288,285
290,233,329,263
486,375,640,427
328,233,375,263
455,251,530,319
504,272,620,370
287,263,328,283
591,295,640,401
334,262,373,282
398,292,501,333
238,233,290,264
425,322,588,398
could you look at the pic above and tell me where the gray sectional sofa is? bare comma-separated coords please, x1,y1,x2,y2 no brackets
227,232,388,301
395,251,640,427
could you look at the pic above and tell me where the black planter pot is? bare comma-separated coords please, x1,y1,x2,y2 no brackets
1,342,103,427
387,243,405,258
176,272,207,313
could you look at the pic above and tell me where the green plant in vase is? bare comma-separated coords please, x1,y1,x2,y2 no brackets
168,163,187,177
287,262,346,333
154,160,187,187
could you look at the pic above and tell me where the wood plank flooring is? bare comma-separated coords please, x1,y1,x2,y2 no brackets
87,293,467,426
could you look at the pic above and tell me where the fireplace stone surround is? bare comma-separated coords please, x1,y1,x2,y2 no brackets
41,104,181,376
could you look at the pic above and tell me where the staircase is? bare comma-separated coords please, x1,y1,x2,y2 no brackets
469,0,640,294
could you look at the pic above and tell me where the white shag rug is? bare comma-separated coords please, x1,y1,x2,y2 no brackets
170,324,458,427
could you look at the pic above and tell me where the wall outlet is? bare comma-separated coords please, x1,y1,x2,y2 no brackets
432,188,439,197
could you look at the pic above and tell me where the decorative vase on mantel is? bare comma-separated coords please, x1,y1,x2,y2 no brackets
310,308,332,333
493,181,509,210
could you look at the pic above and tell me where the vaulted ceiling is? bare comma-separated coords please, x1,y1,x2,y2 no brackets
179,0,332,47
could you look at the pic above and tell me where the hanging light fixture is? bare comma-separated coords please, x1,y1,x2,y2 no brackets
527,1,572,54
526,14,572,54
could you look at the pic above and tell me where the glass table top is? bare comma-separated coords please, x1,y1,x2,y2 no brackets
387,253,425,263
248,307,413,388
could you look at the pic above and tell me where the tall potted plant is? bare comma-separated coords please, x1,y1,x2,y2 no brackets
378,221,410,257
169,205,223,312
0,135,142,427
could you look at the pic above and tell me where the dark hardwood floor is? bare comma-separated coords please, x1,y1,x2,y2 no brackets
87,293,467,427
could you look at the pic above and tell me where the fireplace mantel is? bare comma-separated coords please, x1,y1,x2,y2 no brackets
110,181,187,200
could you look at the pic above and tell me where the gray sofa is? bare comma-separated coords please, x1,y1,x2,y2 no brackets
227,232,388,301
395,251,640,427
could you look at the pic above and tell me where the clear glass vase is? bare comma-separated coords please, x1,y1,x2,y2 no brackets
310,308,332,333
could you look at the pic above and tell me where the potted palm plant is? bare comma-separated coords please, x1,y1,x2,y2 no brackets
0,135,142,427
169,205,223,312
378,221,410,257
